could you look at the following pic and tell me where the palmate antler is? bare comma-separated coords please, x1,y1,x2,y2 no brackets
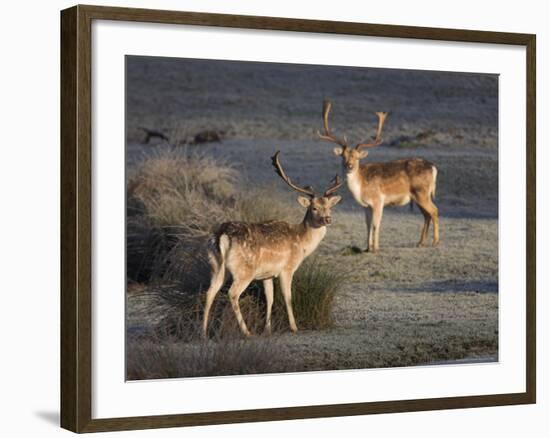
324,175,343,197
355,111,388,150
271,151,315,198
318,100,388,150
271,151,343,198
318,100,348,147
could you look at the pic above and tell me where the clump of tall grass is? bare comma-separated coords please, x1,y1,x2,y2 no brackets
128,150,239,238
273,257,344,330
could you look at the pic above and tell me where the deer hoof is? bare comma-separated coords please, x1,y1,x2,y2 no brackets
432,240,439,247
416,242,425,248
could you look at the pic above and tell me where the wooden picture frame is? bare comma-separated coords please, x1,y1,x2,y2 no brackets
61,4,536,433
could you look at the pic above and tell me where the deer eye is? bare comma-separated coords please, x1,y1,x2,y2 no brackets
312,207,319,212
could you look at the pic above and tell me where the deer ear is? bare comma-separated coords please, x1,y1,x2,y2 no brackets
328,195,342,207
358,150,369,159
333,147,344,156
297,196,311,208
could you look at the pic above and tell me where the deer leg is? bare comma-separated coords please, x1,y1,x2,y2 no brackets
228,278,253,337
416,206,431,247
430,202,440,247
364,207,373,252
202,259,226,337
263,278,274,335
279,271,298,333
415,193,439,247
371,203,384,252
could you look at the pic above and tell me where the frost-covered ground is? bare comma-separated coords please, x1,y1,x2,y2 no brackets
126,57,498,377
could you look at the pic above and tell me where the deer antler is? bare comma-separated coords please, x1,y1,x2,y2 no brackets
355,112,388,150
318,100,348,148
271,151,315,198
324,175,343,197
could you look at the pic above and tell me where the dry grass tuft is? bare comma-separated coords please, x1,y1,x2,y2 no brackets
126,336,296,380
128,150,239,238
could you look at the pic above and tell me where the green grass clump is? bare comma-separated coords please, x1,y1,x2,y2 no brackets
273,257,343,330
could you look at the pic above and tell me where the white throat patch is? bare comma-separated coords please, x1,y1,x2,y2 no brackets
346,170,367,206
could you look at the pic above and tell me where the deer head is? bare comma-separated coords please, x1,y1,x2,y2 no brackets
318,100,388,174
271,151,343,227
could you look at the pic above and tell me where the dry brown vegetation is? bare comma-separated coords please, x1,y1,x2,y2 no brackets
127,336,297,380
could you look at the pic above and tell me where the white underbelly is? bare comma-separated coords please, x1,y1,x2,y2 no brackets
347,176,369,207
254,265,283,280
385,194,411,206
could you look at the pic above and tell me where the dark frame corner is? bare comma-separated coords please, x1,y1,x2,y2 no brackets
61,4,536,433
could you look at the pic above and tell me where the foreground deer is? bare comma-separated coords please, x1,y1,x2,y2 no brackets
202,151,343,337
319,100,439,252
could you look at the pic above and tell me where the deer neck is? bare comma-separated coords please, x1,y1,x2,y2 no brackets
298,217,327,258
345,166,365,205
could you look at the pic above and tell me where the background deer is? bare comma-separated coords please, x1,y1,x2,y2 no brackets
202,151,342,337
319,100,439,253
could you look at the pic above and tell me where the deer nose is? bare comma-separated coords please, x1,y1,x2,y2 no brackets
324,216,332,225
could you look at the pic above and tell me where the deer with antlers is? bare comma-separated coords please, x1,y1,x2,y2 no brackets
319,100,439,252
202,151,343,337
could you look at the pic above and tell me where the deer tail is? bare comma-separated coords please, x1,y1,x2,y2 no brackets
207,233,230,273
